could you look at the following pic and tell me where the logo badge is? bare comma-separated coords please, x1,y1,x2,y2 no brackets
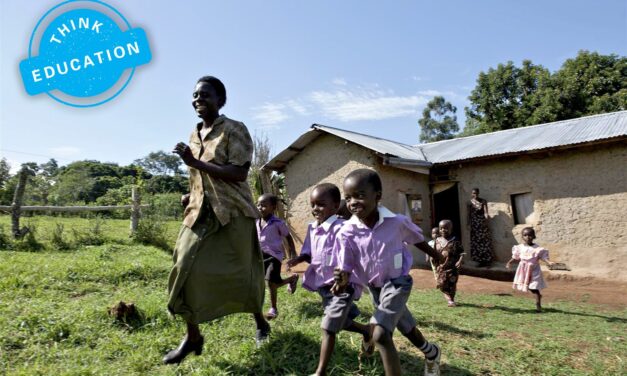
19,0,152,107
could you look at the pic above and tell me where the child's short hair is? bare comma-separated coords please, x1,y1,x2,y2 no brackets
522,226,536,237
345,169,382,192
197,76,227,108
258,193,278,206
313,183,341,203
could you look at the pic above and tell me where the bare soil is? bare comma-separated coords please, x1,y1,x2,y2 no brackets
409,269,627,310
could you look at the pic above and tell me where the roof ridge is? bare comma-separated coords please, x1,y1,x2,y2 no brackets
412,110,627,147
312,123,417,149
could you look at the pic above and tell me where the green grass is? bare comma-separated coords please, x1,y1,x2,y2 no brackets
0,216,625,375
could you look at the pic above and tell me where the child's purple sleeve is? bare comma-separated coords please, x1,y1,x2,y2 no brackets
300,225,312,257
336,233,356,273
401,216,424,244
538,248,549,260
278,221,290,238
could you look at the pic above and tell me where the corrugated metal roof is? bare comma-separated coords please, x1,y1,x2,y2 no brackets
418,111,627,163
263,111,627,171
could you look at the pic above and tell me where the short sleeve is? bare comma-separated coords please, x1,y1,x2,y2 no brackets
537,248,549,260
277,221,290,237
227,122,253,167
400,216,424,244
512,245,521,260
300,226,312,257
337,232,357,273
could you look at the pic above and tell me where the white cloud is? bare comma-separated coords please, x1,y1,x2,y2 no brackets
49,146,80,157
252,103,289,128
331,78,348,86
309,86,429,122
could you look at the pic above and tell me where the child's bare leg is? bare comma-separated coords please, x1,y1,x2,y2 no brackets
268,282,278,309
372,324,401,376
530,289,542,312
252,312,270,331
314,329,336,376
345,321,371,341
403,327,440,360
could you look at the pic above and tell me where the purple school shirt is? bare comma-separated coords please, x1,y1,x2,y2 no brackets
256,215,290,261
300,215,345,292
337,206,424,288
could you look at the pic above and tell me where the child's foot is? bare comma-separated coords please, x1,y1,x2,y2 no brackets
535,303,542,313
266,307,278,320
447,300,456,307
287,274,299,294
424,343,441,376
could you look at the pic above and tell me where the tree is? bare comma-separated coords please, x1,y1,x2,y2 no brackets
134,151,184,176
0,158,10,189
463,51,626,136
249,132,272,200
418,96,459,142
464,60,551,135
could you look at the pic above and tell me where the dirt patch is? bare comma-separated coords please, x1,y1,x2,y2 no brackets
409,269,627,310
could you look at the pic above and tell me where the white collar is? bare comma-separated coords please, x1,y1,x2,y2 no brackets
311,215,338,232
346,205,396,227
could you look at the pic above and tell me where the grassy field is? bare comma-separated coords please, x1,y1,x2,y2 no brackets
0,216,625,375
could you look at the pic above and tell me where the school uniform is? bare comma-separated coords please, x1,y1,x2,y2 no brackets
301,215,361,333
337,206,424,334
257,215,290,284
167,115,264,325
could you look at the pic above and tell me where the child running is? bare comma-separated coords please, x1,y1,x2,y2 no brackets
426,227,439,281
433,220,464,307
256,193,299,320
287,183,373,376
506,227,555,312
333,169,443,376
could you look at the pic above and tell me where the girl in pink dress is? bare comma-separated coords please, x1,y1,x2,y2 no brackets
506,227,555,312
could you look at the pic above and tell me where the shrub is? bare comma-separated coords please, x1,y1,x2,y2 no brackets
50,223,72,251
12,225,44,252
72,219,106,246
131,216,172,252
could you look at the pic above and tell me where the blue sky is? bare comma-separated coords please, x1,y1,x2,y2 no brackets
1,0,626,173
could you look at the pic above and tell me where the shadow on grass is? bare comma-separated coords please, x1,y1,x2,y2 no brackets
216,330,473,375
419,320,490,339
295,300,324,319
462,302,627,323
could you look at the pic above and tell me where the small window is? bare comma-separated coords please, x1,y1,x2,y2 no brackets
406,194,422,225
511,192,534,225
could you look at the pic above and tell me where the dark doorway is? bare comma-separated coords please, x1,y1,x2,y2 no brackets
433,183,462,241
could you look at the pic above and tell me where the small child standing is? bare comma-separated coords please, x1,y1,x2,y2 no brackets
256,193,299,320
334,169,443,376
433,220,464,307
426,227,439,281
287,183,372,376
506,227,555,312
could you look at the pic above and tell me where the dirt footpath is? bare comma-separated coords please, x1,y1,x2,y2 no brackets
409,269,627,310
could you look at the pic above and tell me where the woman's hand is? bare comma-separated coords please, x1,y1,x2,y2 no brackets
181,193,190,208
173,142,196,166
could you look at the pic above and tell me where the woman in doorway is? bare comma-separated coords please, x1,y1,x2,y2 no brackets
467,188,494,267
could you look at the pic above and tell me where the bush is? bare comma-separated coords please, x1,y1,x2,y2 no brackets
143,193,183,220
50,223,72,251
72,219,106,246
131,216,172,252
12,225,44,252
0,225,12,250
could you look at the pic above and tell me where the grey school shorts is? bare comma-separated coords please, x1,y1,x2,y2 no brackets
368,275,417,335
318,285,361,334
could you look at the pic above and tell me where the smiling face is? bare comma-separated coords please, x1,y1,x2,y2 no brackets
431,227,440,239
310,187,340,225
256,197,276,219
522,228,535,245
439,220,453,239
192,82,221,119
343,176,381,223
471,188,479,199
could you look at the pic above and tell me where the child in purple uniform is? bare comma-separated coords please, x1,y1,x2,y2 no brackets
333,169,443,376
287,183,373,376
256,193,298,320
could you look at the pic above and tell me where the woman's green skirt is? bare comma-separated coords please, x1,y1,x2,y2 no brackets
167,206,265,324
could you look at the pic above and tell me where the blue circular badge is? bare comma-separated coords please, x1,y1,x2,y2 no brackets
19,0,152,107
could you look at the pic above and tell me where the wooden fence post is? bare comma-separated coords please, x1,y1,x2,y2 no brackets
11,167,31,239
130,186,141,235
